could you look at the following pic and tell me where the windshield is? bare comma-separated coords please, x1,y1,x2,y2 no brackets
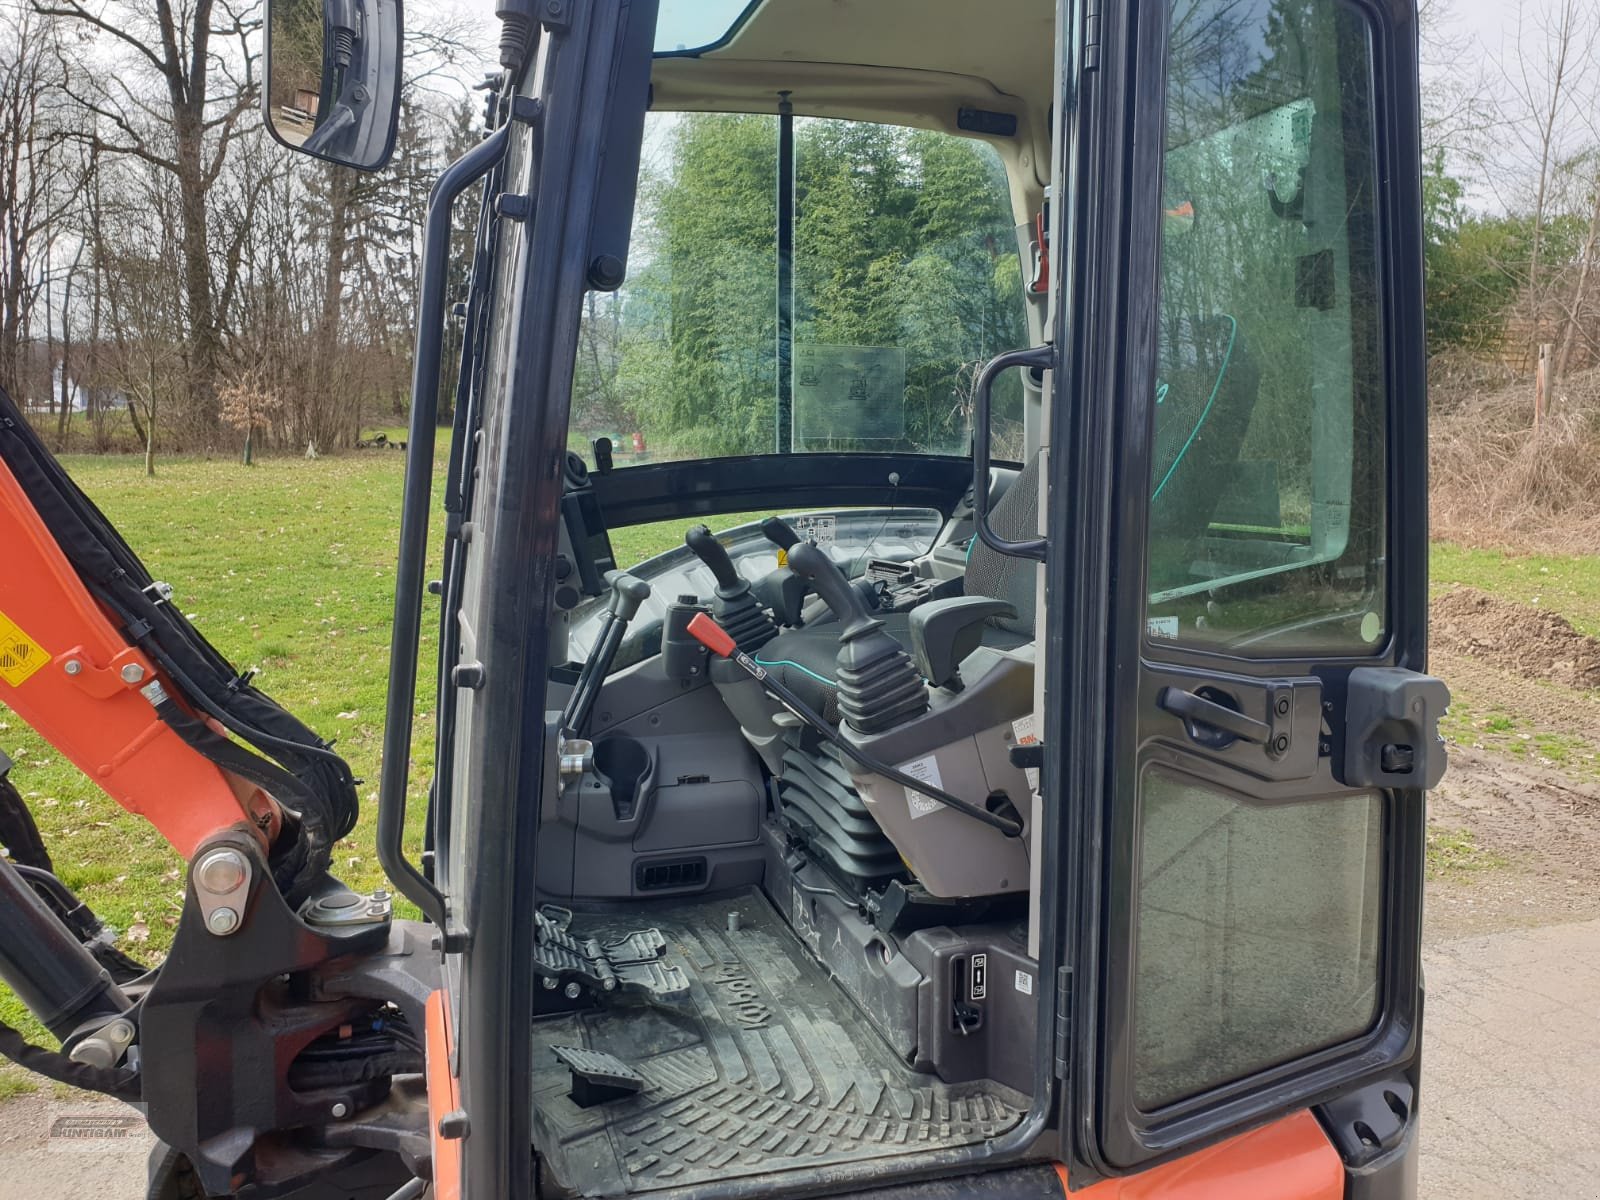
570,113,1029,467
653,0,754,53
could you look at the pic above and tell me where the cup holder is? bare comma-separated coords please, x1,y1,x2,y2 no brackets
593,735,655,820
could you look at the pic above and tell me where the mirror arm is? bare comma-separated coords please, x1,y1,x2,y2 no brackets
325,0,359,66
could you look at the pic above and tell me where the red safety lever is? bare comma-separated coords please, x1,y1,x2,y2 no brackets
686,612,737,659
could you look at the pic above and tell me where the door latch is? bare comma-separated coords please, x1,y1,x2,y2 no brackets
1342,668,1450,789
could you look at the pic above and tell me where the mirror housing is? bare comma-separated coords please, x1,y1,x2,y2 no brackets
264,0,402,171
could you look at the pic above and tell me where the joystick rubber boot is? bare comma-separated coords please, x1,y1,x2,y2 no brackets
787,542,928,734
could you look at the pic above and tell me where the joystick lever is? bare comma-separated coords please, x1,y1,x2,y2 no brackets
683,524,777,651
563,570,650,736
785,543,928,734
786,543,882,643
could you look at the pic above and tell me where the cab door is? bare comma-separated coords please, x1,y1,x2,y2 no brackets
1046,0,1443,1179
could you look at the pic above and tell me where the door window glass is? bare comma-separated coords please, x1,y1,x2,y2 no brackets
1146,0,1386,654
1133,769,1383,1109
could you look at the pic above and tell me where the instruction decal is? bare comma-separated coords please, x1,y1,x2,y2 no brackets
792,514,836,549
1146,615,1180,640
900,754,945,820
0,610,50,687
1011,713,1040,792
1015,970,1033,996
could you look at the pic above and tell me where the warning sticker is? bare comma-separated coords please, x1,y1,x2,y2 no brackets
1015,970,1034,996
900,754,945,820
0,611,50,687
792,514,836,549
1011,713,1041,793
1146,615,1180,640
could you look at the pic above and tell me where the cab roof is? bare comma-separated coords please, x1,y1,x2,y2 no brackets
649,0,1054,189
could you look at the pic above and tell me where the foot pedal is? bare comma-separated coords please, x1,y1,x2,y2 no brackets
534,910,690,1004
551,1045,645,1108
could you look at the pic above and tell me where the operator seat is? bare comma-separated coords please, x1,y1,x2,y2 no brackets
750,454,1042,722
745,315,1262,723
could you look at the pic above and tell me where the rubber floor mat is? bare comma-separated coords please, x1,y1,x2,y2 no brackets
531,891,1025,1196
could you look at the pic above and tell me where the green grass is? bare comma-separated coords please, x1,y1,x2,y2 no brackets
1,450,446,1092
1431,543,1600,637
0,453,736,1093
1439,698,1600,779
1425,825,1509,880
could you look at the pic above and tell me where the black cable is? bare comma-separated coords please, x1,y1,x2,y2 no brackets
0,1017,139,1103
849,474,900,580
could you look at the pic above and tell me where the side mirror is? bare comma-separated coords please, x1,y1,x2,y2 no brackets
264,0,402,171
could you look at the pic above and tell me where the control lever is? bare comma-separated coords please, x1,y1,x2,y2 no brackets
563,571,651,736
761,516,801,550
686,614,1020,837
786,543,881,642
683,524,777,651
786,543,927,733
754,516,810,626
684,523,744,592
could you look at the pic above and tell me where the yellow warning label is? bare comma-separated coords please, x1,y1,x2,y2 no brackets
776,548,788,568
0,611,50,687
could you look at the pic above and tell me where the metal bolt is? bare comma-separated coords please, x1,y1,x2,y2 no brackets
727,912,742,933
120,663,146,684
195,848,248,895
69,1037,119,1070
105,1019,135,1046
542,976,558,990
1275,696,1291,716
563,982,582,1000
331,1102,350,1119
208,907,240,936
63,659,83,676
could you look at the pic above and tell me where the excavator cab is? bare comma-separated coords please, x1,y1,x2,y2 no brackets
0,0,1445,1198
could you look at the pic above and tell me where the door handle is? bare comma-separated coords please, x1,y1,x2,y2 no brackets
972,345,1054,561
1158,686,1270,746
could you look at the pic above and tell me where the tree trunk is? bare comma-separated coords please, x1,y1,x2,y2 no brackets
1555,177,1600,382
175,114,220,437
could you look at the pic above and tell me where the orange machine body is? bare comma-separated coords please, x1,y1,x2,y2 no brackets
425,990,464,1200
0,458,264,857
1065,1111,1343,1199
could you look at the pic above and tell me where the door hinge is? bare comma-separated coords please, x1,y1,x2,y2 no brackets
1053,965,1073,1079
1082,0,1102,71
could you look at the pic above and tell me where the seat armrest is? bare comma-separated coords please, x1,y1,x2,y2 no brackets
908,597,1017,688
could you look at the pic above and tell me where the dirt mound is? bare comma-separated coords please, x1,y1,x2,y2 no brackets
1432,587,1600,690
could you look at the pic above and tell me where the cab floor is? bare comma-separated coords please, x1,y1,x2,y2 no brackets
530,890,1025,1196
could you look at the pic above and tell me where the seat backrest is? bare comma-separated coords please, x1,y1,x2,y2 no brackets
963,453,1041,635
1149,315,1261,544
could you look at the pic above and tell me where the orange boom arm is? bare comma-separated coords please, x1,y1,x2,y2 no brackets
0,458,268,857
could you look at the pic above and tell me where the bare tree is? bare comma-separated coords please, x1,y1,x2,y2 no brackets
1491,0,1595,318
40,0,262,436
0,0,76,399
